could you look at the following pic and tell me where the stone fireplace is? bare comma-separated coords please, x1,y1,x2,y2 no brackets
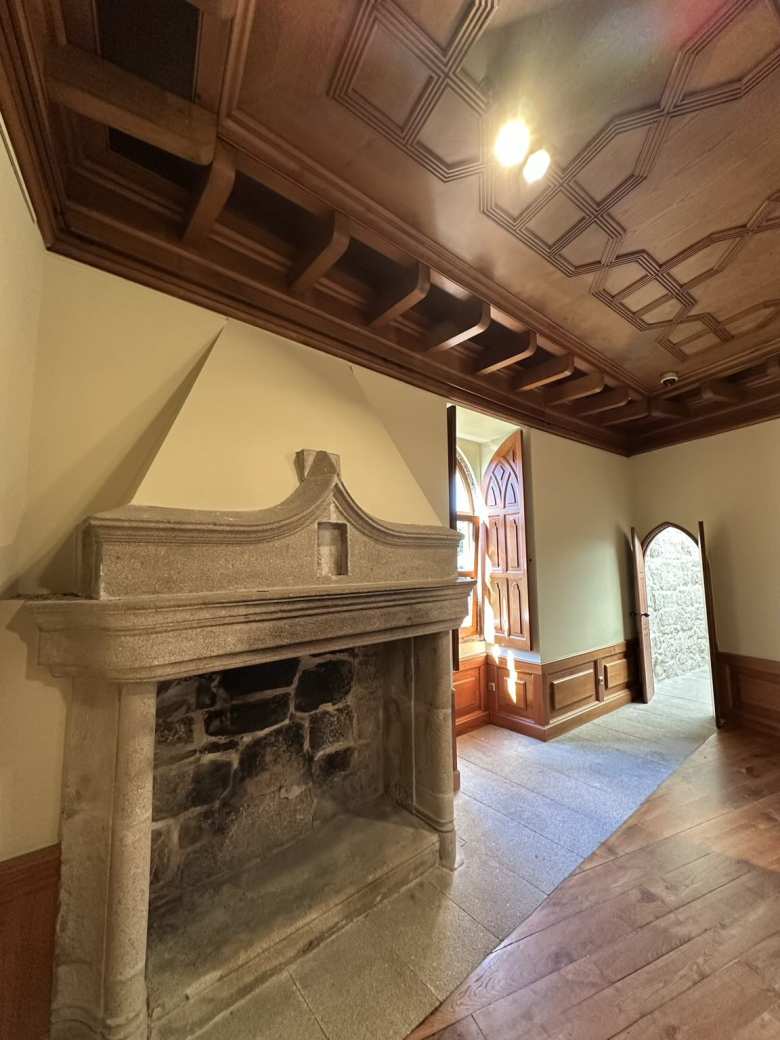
32,450,468,1040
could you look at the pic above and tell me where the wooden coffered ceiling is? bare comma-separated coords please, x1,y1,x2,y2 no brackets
2,0,780,454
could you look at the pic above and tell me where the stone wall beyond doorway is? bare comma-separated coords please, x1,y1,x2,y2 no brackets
645,527,710,682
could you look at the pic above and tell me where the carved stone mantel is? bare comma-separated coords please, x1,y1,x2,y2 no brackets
32,450,469,1040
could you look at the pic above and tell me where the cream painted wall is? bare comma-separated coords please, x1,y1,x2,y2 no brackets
18,255,226,594
0,601,68,859
0,119,43,593
632,419,780,661
135,321,445,527
528,430,634,662
0,126,69,861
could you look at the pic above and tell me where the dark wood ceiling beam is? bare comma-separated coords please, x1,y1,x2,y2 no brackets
573,386,633,416
472,330,537,375
183,142,236,245
699,379,746,404
425,300,491,353
545,371,605,406
45,45,216,164
515,355,575,392
367,262,430,327
186,0,237,18
288,211,350,293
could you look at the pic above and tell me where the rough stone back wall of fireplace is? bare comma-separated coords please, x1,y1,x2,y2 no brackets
151,646,387,908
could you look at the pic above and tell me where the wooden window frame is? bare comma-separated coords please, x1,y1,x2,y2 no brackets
456,451,481,638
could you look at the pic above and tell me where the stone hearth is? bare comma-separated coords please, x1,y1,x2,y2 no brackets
31,450,468,1040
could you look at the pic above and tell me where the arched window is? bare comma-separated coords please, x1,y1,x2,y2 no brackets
456,449,480,636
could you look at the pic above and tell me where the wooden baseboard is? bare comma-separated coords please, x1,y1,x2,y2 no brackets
0,844,60,1040
719,652,780,737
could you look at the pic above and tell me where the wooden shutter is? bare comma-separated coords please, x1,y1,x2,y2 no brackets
698,521,727,727
482,431,531,651
631,526,655,703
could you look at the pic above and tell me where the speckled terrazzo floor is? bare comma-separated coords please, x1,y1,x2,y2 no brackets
198,671,716,1040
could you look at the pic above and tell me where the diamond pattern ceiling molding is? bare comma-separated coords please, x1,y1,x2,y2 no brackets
331,0,780,362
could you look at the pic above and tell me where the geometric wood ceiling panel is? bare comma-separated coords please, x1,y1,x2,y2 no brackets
333,0,780,362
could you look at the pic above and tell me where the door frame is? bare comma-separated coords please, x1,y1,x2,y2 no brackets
632,521,726,725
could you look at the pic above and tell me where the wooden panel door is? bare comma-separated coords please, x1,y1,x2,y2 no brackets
631,526,655,702
698,521,727,727
482,432,530,650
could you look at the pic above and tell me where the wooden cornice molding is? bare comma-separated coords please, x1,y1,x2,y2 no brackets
46,44,217,164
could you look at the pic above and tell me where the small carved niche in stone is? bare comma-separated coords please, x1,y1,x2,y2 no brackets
317,521,348,577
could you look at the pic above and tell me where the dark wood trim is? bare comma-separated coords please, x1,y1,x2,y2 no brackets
0,844,60,1040
718,652,780,736
453,651,490,737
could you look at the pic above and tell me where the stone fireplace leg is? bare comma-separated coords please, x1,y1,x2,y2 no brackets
412,631,457,869
52,679,156,1040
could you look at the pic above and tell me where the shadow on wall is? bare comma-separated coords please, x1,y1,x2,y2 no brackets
11,337,217,596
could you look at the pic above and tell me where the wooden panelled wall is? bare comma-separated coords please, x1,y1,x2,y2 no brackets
454,640,639,741
719,653,780,737
0,844,59,1040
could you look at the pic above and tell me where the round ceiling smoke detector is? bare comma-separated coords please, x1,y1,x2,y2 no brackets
660,371,679,387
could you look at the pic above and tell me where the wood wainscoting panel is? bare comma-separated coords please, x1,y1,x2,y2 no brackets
0,844,60,1040
453,652,490,736
548,662,598,714
487,654,544,739
719,652,780,736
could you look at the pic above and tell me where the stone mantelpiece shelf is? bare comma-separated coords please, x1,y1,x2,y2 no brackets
33,578,470,681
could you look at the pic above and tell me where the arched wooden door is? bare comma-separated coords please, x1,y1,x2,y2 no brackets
482,432,530,651
632,521,727,725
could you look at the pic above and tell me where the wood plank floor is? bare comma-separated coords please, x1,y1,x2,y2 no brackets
408,726,780,1040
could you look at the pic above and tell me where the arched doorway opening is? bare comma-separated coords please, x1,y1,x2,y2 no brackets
631,521,725,725
643,524,714,721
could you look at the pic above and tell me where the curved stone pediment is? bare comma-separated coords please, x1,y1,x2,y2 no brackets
79,449,459,599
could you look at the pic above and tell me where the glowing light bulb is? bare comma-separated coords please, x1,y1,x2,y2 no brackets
523,148,551,183
494,119,530,168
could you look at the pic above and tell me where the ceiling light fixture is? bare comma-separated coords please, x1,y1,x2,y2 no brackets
494,119,530,168
523,148,551,184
